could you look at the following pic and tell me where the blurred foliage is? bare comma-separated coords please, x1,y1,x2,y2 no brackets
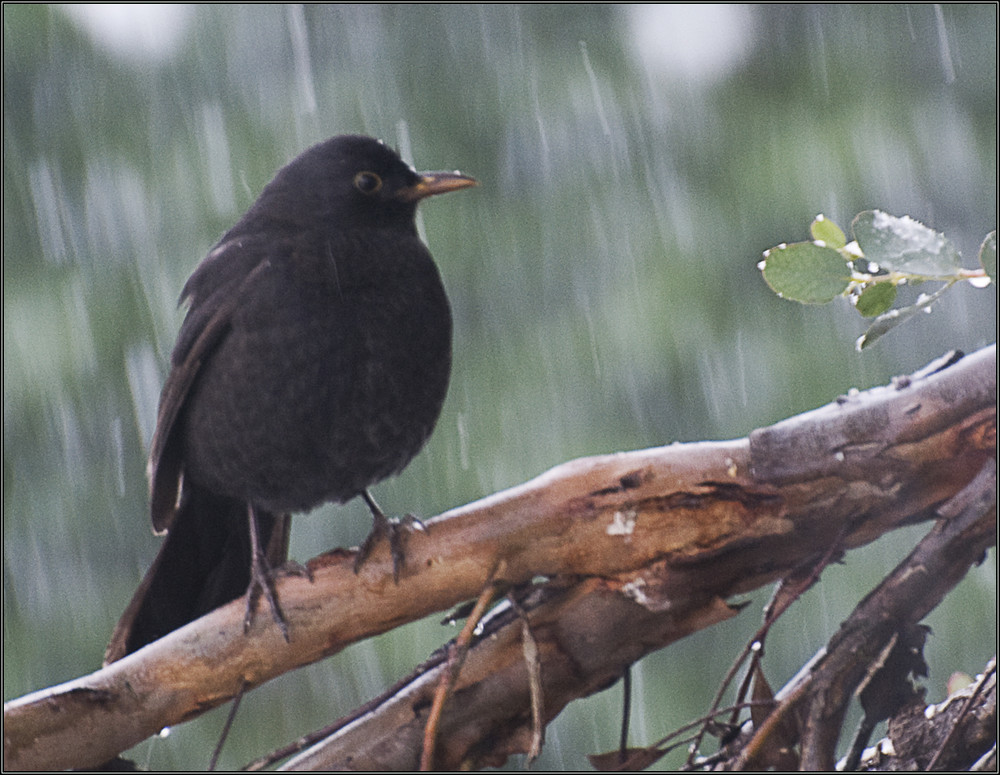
3,4,996,770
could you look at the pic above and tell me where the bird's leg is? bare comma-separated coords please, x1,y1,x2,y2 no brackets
355,489,425,581
244,504,290,641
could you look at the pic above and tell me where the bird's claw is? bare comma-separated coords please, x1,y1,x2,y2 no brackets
354,512,425,582
243,552,292,642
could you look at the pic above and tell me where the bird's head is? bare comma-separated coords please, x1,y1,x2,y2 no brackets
247,134,477,234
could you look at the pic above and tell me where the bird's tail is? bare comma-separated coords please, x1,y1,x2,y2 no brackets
104,486,288,664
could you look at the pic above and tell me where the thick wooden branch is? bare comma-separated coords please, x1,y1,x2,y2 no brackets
3,345,995,771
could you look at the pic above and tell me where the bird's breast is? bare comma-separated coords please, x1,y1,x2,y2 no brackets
178,234,452,513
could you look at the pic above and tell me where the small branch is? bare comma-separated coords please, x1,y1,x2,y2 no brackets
509,591,546,763
420,579,498,770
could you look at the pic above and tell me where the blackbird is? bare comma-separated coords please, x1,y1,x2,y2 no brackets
105,134,476,663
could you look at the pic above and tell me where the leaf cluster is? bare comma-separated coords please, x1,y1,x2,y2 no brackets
760,211,996,349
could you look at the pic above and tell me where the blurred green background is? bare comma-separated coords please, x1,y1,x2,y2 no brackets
4,4,996,770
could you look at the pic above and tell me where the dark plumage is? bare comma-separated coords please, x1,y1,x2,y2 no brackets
106,135,475,663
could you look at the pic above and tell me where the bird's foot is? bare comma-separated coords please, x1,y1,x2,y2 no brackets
281,559,314,582
243,506,305,641
244,559,312,641
243,549,290,641
356,491,426,581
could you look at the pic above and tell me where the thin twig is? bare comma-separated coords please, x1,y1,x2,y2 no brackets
419,578,498,770
506,591,546,762
619,667,632,765
209,680,247,771
686,528,848,767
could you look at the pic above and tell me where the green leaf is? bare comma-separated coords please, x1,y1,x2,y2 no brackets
855,282,951,350
854,281,897,317
856,305,921,350
852,210,961,276
979,230,997,286
761,242,851,304
810,214,847,249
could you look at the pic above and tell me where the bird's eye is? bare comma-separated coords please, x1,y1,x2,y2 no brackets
353,171,382,195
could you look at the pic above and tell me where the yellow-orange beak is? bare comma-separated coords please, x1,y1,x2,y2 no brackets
397,171,478,203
